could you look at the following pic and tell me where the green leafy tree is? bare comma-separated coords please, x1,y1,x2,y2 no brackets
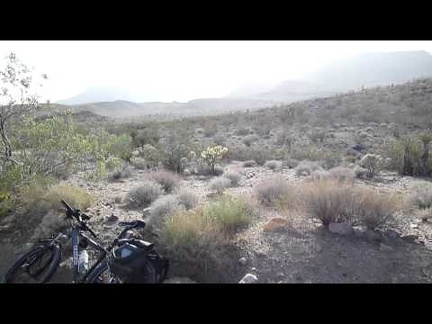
0,52,47,165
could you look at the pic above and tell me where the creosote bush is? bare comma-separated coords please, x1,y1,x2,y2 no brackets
256,178,290,206
126,181,164,207
223,171,241,187
302,179,399,229
149,170,181,193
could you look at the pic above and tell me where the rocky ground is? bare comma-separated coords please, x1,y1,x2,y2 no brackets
2,162,432,283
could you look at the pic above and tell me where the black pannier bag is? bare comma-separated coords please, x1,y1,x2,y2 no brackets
109,239,169,283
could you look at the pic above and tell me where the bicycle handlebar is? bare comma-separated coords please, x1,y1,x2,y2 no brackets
61,199,97,238
61,199,90,221
61,199,146,250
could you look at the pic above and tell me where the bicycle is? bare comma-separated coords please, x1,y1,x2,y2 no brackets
2,199,168,283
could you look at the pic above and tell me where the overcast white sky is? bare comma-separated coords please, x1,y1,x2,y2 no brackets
1,41,432,103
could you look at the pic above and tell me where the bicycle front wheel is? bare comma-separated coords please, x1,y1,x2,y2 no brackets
3,244,61,283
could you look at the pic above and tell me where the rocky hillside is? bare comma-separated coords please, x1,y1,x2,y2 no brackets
2,77,432,284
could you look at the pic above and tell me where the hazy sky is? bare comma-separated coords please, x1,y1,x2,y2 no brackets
1,41,432,103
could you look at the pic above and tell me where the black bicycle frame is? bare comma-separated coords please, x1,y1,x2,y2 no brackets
71,227,109,283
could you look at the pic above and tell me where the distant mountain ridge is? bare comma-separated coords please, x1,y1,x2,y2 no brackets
310,50,432,91
57,87,145,105
56,50,432,117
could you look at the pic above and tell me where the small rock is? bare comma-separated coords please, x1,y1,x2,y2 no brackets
238,257,247,266
104,214,119,226
328,222,354,236
143,207,152,217
277,272,284,278
410,223,419,229
239,273,258,284
379,243,394,252
251,267,257,272
262,218,288,232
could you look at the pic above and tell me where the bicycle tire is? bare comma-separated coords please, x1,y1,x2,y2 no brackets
3,243,61,283
86,261,119,283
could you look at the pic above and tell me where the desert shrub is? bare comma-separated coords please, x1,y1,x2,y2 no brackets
386,136,432,177
126,181,164,207
213,135,227,146
359,154,382,179
309,129,327,144
409,182,432,209
295,161,321,176
149,170,181,193
160,208,217,250
0,190,13,218
243,160,257,168
283,157,299,169
274,185,302,215
320,151,344,170
203,195,255,232
147,194,183,233
9,111,115,181
210,177,232,194
130,157,148,170
290,145,322,161
354,166,368,179
356,188,399,230
132,144,161,169
158,208,225,281
242,135,257,147
107,134,133,162
249,146,276,166
223,171,241,187
176,188,199,210
131,127,159,147
302,179,397,229
226,145,277,165
308,169,331,182
194,163,213,175
302,179,358,226
107,163,133,181
39,183,93,212
158,201,247,282
264,160,281,171
162,140,190,174
234,127,251,136
329,166,355,182
17,181,93,241
213,165,224,176
256,178,289,206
